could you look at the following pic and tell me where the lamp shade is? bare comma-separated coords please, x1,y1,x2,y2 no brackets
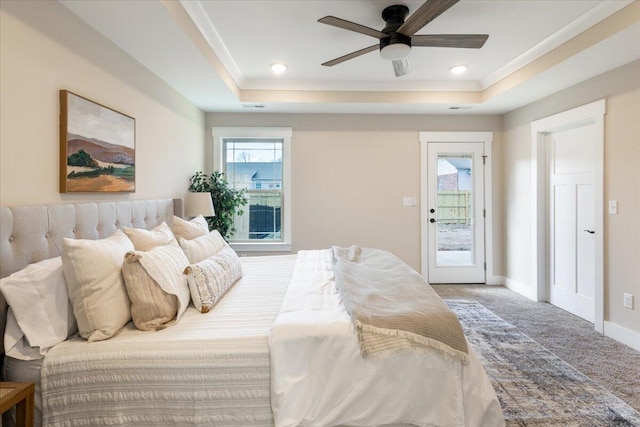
185,192,215,217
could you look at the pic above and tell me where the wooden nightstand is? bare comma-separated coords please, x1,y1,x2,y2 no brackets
0,382,34,427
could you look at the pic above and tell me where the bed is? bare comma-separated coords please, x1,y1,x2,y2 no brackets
0,198,504,427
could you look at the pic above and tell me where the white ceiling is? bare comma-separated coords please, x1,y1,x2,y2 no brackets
59,0,640,114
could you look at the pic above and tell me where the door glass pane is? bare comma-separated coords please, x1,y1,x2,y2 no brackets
436,154,473,266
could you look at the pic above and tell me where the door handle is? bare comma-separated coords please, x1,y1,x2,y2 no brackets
584,229,595,234
430,218,437,223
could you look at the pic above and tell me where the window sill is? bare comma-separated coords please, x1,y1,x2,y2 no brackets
229,242,292,253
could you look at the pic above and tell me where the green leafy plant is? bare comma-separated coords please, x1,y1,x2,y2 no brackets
188,171,247,239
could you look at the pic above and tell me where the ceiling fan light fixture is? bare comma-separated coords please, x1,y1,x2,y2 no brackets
271,63,287,74
380,42,411,61
450,65,468,75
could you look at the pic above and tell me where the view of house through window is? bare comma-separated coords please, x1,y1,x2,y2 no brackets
224,139,283,241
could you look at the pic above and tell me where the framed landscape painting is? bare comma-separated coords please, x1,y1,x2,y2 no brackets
60,90,135,192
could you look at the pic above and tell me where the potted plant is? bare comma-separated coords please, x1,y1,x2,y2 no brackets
188,171,247,240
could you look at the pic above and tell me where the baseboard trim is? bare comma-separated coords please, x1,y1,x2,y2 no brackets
486,275,505,286
504,277,538,301
603,321,640,352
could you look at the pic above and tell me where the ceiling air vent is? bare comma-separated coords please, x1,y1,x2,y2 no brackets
242,104,266,109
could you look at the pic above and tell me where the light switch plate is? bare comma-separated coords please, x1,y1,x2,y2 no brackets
608,201,618,215
402,197,417,207
624,293,633,309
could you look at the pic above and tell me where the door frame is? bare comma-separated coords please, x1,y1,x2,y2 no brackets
419,132,497,284
530,99,605,332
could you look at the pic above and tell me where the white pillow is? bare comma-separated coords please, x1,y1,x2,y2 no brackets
0,257,77,360
61,229,134,342
124,222,177,251
170,215,209,240
184,245,243,313
122,244,191,331
178,229,227,264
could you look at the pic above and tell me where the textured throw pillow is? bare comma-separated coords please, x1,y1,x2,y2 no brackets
178,229,227,264
124,222,178,251
170,215,209,240
61,229,134,342
184,245,243,313
0,257,77,360
122,244,190,331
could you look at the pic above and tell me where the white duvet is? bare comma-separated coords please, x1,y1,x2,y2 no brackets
269,249,504,427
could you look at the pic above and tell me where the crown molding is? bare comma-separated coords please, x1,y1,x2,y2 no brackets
178,0,245,87
480,0,633,90
242,79,482,92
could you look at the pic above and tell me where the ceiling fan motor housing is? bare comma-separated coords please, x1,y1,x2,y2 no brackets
380,5,411,59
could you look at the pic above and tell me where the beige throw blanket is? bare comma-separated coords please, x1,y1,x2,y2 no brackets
332,246,469,364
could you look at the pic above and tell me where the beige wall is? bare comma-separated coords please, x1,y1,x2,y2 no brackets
502,60,640,336
0,1,205,206
207,113,502,273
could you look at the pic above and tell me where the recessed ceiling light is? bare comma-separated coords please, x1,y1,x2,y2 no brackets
450,65,468,75
271,63,287,74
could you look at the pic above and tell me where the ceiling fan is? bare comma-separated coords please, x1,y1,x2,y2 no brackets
318,0,488,77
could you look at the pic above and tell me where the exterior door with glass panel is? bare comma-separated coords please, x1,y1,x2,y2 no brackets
427,142,485,283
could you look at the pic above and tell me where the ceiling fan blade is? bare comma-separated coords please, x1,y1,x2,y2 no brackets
321,44,379,67
412,34,489,48
397,0,459,36
392,58,412,77
318,16,387,39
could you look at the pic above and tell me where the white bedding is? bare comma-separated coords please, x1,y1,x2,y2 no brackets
40,255,296,427
269,250,504,427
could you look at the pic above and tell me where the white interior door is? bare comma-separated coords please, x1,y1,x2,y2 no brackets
427,142,485,284
548,126,596,322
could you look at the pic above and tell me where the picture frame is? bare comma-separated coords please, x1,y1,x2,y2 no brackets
59,90,135,193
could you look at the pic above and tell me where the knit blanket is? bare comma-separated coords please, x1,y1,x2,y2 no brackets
331,245,469,363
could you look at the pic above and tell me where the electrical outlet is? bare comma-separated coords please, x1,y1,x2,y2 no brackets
623,293,634,309
609,201,618,215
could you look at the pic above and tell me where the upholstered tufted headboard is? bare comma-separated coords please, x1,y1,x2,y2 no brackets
0,198,183,355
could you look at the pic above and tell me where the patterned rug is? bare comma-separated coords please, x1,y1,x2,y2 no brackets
446,300,640,427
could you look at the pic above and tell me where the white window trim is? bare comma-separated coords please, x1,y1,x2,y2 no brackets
212,127,292,252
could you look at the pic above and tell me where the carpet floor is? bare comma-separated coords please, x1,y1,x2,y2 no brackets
434,285,640,415
447,300,640,426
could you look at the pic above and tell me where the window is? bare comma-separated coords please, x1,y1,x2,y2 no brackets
213,127,292,252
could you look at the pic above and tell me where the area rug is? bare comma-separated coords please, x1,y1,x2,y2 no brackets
446,300,640,427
